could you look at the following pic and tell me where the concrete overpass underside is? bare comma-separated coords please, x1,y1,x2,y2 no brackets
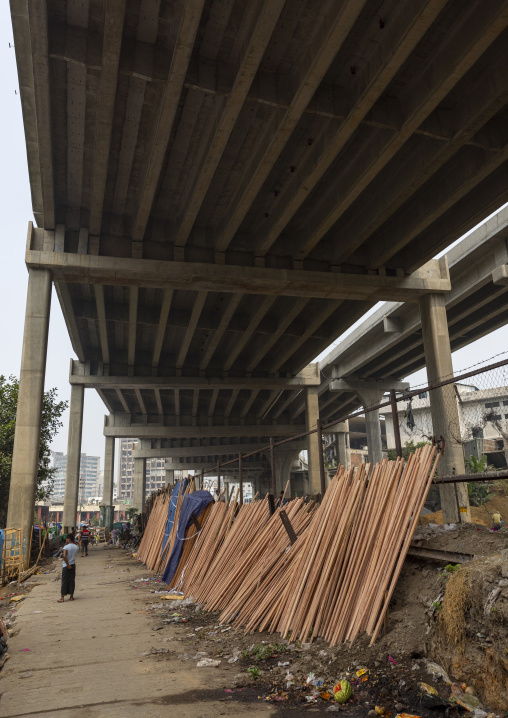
8,0,508,542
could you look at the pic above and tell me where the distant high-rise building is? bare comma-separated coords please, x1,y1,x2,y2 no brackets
50,451,101,500
118,439,183,500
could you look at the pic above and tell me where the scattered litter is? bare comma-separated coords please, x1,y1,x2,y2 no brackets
196,658,221,667
20,648,31,653
9,595,25,603
19,671,33,679
426,661,451,685
418,682,438,697
388,655,397,666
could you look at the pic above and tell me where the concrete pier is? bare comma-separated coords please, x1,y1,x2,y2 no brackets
62,384,85,533
7,268,51,565
101,436,115,529
420,293,471,523
305,387,322,494
133,457,147,513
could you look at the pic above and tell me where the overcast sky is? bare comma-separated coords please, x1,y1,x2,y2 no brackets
2,5,507,471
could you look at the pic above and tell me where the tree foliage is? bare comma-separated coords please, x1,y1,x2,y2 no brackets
0,375,68,526
387,439,430,461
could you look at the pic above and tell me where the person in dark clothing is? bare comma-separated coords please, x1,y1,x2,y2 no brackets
80,525,91,556
58,534,78,602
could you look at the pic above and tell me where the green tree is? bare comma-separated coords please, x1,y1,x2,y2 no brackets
465,454,496,507
0,375,68,526
387,439,430,461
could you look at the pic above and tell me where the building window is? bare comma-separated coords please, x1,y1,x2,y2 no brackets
485,402,500,408
418,392,427,399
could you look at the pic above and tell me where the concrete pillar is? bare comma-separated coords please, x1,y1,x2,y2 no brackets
362,401,384,465
336,420,351,468
133,457,146,513
164,463,175,487
62,384,85,533
7,268,52,564
273,449,300,497
305,387,322,494
101,436,115,529
420,293,470,523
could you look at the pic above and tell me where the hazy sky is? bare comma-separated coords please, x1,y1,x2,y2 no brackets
1,5,507,471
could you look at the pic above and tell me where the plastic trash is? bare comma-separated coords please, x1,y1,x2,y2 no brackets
426,660,452,684
196,657,221,667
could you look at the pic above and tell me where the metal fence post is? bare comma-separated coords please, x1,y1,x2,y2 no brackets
217,459,221,496
316,418,326,497
270,438,276,495
390,389,403,458
239,452,243,505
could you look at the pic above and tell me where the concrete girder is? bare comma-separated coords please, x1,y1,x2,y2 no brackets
103,417,299,440
89,0,126,235
329,378,410,395
291,1,508,263
317,209,508,381
152,289,173,370
130,0,206,242
493,264,508,285
11,1,54,228
70,361,321,390
25,243,452,302
252,0,450,259
174,0,286,248
214,0,371,254
132,441,305,459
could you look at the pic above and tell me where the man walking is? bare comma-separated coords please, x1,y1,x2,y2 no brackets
80,525,91,556
58,534,78,602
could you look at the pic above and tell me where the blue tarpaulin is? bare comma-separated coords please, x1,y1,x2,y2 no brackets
161,479,189,553
162,490,214,585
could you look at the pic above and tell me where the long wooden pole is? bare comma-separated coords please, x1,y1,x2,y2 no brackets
239,452,243,505
270,438,276,495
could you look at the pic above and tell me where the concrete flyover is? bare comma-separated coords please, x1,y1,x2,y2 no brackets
8,1,508,550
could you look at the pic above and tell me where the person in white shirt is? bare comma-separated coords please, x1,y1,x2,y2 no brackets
58,534,79,602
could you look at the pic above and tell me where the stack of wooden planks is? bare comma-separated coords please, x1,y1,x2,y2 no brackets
137,446,439,646
231,446,439,645
137,479,196,573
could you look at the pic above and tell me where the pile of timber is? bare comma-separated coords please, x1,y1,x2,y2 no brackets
137,446,438,646
233,446,439,645
137,479,196,573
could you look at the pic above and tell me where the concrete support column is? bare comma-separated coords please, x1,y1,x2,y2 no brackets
336,420,351,468
305,387,322,494
7,268,52,562
133,457,146,513
101,436,115,529
63,384,85,533
164,462,174,487
420,293,470,523
359,394,384,466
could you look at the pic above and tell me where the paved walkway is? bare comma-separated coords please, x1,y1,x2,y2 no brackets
0,547,273,718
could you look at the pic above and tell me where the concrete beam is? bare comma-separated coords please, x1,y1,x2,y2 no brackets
329,378,410,394
152,289,173,370
214,0,369,253
69,361,321,389
252,0,448,258
174,0,286,248
104,421,299,439
89,0,126,235
12,1,55,227
131,0,206,242
26,244,451,301
492,264,508,285
132,443,293,459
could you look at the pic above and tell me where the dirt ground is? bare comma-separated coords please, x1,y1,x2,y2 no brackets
1,524,507,717
420,495,508,527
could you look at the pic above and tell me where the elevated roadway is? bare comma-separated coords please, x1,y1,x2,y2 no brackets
8,0,508,536
281,205,508,426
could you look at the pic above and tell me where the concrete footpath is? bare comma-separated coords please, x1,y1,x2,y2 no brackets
0,547,274,718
